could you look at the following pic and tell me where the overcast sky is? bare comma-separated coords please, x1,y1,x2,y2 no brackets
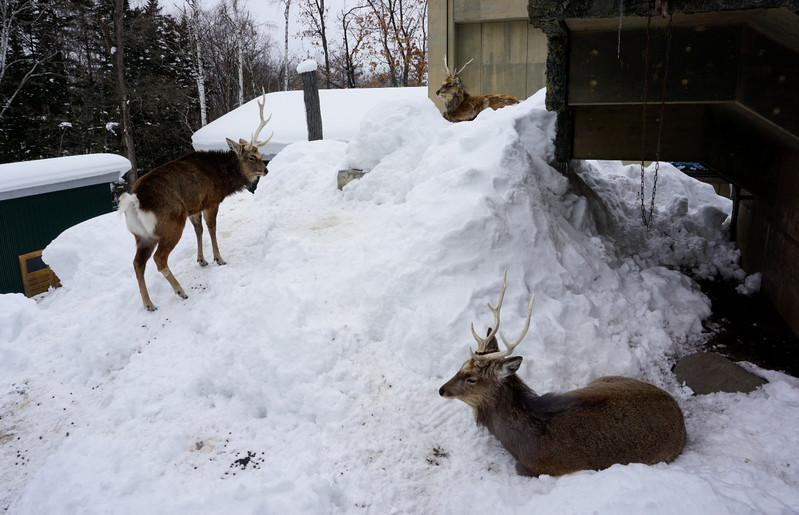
164,0,349,60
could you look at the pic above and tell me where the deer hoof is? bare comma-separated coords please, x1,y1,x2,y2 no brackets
177,291,188,299
214,258,227,266
145,304,157,312
198,258,208,266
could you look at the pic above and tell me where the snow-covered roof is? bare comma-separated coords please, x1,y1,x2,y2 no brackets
0,153,130,201
191,87,428,158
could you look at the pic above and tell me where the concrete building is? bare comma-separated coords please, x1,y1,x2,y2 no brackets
428,0,799,336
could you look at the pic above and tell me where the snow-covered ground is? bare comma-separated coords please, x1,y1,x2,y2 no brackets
2,90,798,514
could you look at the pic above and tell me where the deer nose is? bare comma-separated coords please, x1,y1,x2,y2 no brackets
435,89,440,96
438,386,445,396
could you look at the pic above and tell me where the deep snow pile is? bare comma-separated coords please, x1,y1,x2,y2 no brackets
2,91,798,514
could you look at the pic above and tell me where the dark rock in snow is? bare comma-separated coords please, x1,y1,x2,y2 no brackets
674,352,767,394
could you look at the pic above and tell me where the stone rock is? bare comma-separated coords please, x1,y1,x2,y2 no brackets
337,169,368,190
673,352,767,394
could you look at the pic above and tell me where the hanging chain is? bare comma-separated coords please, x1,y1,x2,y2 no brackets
648,12,673,227
617,0,624,59
639,2,654,227
639,2,673,229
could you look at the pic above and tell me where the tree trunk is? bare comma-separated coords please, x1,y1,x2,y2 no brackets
113,0,138,189
300,69,322,141
188,0,207,126
314,0,330,88
232,0,244,106
194,30,207,126
283,0,290,91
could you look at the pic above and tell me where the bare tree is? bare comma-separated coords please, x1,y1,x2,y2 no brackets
230,0,245,105
337,5,367,88
0,0,55,121
272,0,291,91
297,0,330,88
181,0,209,126
362,0,426,86
204,1,278,119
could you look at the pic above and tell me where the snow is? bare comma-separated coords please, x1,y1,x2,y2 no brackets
297,59,319,74
0,153,130,201
191,87,427,159
2,91,799,514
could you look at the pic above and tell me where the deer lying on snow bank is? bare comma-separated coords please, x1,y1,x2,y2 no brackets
439,271,686,477
118,93,273,311
435,56,520,122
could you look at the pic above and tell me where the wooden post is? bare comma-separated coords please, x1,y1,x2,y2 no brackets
298,59,323,141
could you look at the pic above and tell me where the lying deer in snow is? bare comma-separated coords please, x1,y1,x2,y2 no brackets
439,271,686,477
118,93,273,311
435,56,520,122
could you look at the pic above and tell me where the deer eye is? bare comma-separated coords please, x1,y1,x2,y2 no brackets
466,378,477,384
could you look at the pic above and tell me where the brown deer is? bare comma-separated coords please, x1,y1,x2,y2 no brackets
439,271,686,477
435,56,520,122
118,93,273,311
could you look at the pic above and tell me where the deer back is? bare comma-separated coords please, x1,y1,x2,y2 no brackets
132,146,263,218
504,376,685,476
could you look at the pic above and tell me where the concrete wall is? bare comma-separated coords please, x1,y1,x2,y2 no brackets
428,0,547,109
736,147,799,337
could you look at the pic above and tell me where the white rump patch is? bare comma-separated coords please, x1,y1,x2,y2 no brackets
118,193,158,239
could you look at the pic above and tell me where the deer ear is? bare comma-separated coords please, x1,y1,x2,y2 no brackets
484,329,500,353
497,356,523,378
226,138,243,155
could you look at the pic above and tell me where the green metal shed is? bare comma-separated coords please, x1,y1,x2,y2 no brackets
0,154,130,295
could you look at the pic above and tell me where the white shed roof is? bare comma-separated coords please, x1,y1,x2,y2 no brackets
0,153,131,201
191,87,428,158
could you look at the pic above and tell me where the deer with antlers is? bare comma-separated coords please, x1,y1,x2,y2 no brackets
439,271,686,476
435,56,520,122
118,92,273,311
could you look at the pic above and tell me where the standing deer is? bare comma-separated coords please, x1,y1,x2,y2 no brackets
439,271,686,477
435,56,520,122
118,93,273,311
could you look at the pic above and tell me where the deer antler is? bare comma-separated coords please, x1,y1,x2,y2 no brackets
470,269,507,355
250,88,274,148
454,58,474,77
443,54,452,77
470,270,536,361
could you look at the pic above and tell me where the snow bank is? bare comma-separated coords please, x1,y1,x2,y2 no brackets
2,91,798,514
191,87,428,159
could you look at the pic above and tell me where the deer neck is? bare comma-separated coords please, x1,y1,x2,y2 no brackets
219,152,254,194
476,376,545,440
444,89,468,113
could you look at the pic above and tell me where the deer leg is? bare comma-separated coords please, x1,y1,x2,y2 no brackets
133,236,158,311
189,213,207,266
203,206,226,265
152,226,188,300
